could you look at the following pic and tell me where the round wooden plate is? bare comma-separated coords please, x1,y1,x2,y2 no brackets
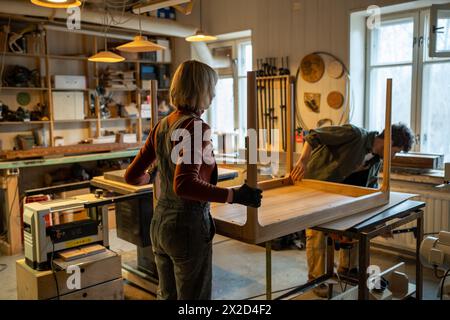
327,60,345,79
300,54,325,83
327,91,344,109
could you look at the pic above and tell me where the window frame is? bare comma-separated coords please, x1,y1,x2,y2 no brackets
429,3,450,58
365,7,450,158
364,10,420,147
204,37,252,149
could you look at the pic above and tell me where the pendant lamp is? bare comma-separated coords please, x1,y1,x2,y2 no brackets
117,8,165,52
89,10,125,63
31,0,81,8
185,0,217,42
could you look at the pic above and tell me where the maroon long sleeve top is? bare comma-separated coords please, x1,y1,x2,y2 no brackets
124,110,229,203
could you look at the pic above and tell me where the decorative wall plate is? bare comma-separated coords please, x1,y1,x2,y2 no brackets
327,91,344,109
300,54,325,83
327,60,345,79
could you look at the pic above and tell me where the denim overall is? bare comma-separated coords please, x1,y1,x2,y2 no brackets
151,114,216,300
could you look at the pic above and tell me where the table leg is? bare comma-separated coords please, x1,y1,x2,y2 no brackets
326,235,335,277
416,210,424,300
266,241,272,300
358,233,370,300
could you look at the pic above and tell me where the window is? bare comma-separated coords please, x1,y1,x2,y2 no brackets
366,9,450,161
203,38,252,154
209,77,234,133
430,3,450,57
237,41,252,149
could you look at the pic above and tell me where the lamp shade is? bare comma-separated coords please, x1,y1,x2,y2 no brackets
88,51,125,63
31,0,81,8
117,35,166,53
185,30,217,42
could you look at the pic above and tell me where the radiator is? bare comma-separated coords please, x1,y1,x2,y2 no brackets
373,190,450,252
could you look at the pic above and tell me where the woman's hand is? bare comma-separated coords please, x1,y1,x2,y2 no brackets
291,157,308,182
232,184,263,208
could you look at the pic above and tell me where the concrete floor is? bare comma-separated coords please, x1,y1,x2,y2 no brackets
0,229,442,300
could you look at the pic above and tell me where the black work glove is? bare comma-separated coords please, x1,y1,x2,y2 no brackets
232,184,263,208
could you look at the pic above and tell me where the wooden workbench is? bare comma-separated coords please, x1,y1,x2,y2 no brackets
0,149,141,256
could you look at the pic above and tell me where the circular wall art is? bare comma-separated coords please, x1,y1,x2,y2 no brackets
300,54,325,83
327,91,344,109
17,92,31,106
327,60,345,79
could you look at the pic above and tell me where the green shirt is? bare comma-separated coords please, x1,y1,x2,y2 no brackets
304,124,381,187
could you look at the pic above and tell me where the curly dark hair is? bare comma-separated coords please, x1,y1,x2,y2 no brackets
378,123,415,152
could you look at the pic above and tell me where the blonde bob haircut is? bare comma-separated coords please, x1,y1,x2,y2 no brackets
170,60,218,113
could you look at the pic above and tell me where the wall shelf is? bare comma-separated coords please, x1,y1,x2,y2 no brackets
0,87,48,91
0,121,50,125
48,55,89,61
0,18,173,150
1,52,42,59
54,119,97,123
101,118,138,121
52,88,90,92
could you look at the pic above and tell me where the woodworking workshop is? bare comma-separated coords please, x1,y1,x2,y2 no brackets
0,0,450,304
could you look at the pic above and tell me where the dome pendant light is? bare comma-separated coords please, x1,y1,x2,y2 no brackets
89,8,125,63
89,37,125,63
31,0,82,9
186,0,217,42
117,8,166,53
88,50,125,63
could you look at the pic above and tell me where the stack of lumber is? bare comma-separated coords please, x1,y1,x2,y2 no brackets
102,69,136,90
57,244,106,261
392,152,444,170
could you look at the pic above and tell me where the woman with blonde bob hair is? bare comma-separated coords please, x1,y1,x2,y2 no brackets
125,60,262,300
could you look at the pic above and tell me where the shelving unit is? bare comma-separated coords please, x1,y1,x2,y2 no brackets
0,18,173,150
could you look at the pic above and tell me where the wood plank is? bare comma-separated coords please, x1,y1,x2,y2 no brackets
298,179,375,197
392,152,444,170
0,143,141,160
1,174,22,255
91,176,152,194
382,79,392,194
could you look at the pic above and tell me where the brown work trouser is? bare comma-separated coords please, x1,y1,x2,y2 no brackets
306,229,358,280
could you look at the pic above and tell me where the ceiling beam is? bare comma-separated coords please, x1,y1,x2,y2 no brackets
132,0,192,14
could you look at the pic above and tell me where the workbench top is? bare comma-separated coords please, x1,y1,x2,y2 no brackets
0,149,139,170
382,170,445,186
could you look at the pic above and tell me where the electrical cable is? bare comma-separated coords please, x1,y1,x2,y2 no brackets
243,282,312,300
439,268,450,300
50,239,60,300
0,17,12,89
1,176,20,240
